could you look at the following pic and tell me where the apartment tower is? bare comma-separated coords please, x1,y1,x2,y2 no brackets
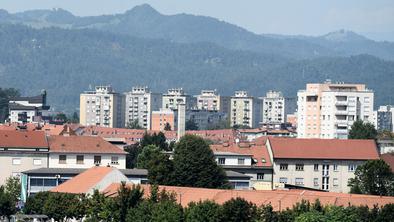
196,90,231,114
262,90,285,124
230,91,262,128
80,86,125,128
297,81,374,139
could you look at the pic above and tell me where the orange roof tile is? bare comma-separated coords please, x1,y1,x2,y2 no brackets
0,130,48,148
103,183,394,210
51,167,113,193
381,153,394,172
269,137,379,160
48,135,126,154
211,137,271,167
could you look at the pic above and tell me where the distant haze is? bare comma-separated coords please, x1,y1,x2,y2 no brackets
1,0,394,41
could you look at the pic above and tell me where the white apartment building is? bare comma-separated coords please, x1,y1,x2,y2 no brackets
297,81,374,139
262,91,285,124
196,90,231,114
8,91,50,124
374,105,394,132
80,86,125,128
266,137,379,193
124,86,162,129
162,88,196,110
48,136,126,169
230,91,262,128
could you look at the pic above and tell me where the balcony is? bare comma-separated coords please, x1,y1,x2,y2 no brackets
335,110,348,115
335,101,348,106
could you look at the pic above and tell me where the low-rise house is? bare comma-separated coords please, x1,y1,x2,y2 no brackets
266,137,379,193
48,136,127,169
211,137,273,190
0,130,49,185
8,91,50,124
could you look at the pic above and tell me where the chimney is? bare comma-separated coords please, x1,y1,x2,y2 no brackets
177,103,186,141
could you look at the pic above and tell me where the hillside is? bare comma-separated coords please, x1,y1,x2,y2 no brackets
0,24,393,113
1,5,394,60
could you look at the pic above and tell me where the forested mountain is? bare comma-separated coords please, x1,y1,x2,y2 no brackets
0,24,393,113
1,5,394,60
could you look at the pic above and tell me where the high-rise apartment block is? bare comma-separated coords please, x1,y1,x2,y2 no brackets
230,91,262,128
196,90,231,114
124,86,162,129
374,105,394,132
162,88,196,110
262,91,285,124
80,86,124,128
297,81,374,139
151,109,177,131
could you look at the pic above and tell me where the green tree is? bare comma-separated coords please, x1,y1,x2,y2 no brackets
140,132,169,151
232,124,251,130
24,191,50,214
114,182,144,222
0,186,15,220
348,120,378,139
0,88,20,122
295,211,326,222
221,197,258,222
137,145,175,185
127,119,143,129
151,199,184,221
185,200,222,222
54,113,68,123
5,176,21,205
186,119,199,130
126,200,153,222
258,204,278,222
348,159,394,196
43,192,85,222
376,204,394,222
124,143,142,169
173,135,228,188
324,206,361,222
85,189,114,222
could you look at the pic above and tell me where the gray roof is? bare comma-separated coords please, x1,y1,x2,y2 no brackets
225,170,252,178
11,95,44,104
22,167,148,176
214,151,252,156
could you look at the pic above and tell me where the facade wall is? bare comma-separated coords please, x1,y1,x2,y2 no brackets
215,155,253,166
0,153,48,185
151,109,176,131
9,110,37,123
186,110,226,130
48,153,126,169
230,91,261,128
273,159,366,193
162,88,196,110
297,82,374,139
262,91,285,124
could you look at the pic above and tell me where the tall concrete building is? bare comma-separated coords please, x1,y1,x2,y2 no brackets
124,86,162,129
230,91,262,128
177,103,186,140
8,91,50,124
196,90,231,114
262,91,285,124
297,81,374,139
162,88,196,110
374,105,394,132
80,86,125,128
151,109,177,131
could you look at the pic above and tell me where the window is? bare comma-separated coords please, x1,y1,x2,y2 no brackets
238,158,245,165
257,173,264,180
279,164,288,171
295,164,304,171
94,156,102,165
218,158,226,165
12,158,21,165
333,164,338,171
295,178,304,185
279,177,288,184
333,178,339,187
59,155,67,164
111,156,119,165
313,178,319,186
33,159,42,166
314,164,319,171
76,155,84,164
348,164,357,172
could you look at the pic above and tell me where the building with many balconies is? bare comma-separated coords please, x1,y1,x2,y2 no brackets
196,90,230,114
230,91,262,128
162,88,196,110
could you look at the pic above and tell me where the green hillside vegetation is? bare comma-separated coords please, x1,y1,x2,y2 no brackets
0,24,393,113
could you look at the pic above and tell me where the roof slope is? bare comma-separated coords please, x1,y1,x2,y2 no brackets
381,153,394,172
51,167,114,193
103,183,394,210
0,130,48,148
269,137,379,160
48,135,126,154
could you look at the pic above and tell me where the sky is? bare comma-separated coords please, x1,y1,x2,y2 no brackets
1,0,394,41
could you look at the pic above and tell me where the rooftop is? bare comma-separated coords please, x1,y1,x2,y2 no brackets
0,130,48,148
268,137,379,160
48,135,126,154
381,153,394,173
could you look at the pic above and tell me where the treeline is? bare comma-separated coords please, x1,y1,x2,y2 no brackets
0,87,20,122
20,183,394,222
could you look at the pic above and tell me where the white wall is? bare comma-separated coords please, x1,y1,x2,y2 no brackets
49,153,126,169
215,155,252,166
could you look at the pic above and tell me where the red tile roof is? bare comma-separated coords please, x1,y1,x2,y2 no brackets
51,167,113,193
381,153,394,173
48,135,126,154
0,130,48,148
268,137,379,160
210,137,271,167
103,183,394,210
